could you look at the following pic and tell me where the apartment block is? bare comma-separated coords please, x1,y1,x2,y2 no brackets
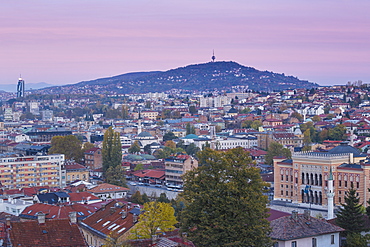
165,154,198,187
0,154,66,189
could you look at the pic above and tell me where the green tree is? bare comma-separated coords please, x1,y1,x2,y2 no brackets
157,193,170,203
141,193,150,204
181,147,272,247
131,191,143,204
121,105,129,119
185,143,200,157
189,105,197,115
134,163,144,171
129,202,177,239
105,165,126,187
345,232,368,247
336,187,366,234
265,142,291,165
186,123,195,135
250,120,262,130
163,132,177,142
312,115,321,122
143,144,151,155
49,135,84,162
291,111,303,122
102,127,122,173
128,141,141,154
303,129,312,146
328,124,346,141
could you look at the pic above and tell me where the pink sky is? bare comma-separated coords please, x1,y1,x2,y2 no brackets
1,0,370,88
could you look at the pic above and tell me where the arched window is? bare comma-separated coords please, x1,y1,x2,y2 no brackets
319,174,322,186
302,173,305,184
315,174,318,186
310,173,314,185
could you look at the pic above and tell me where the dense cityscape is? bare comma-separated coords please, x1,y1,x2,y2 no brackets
0,75,369,246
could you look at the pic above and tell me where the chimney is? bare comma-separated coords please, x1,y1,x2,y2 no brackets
291,210,298,220
37,212,46,224
69,211,77,224
6,215,11,229
133,214,138,223
121,211,127,219
110,207,116,215
304,209,311,220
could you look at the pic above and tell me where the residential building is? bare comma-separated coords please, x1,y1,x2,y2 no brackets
0,198,33,216
0,154,66,189
9,212,88,246
79,200,141,247
84,147,102,169
87,183,129,200
165,154,198,187
270,210,344,247
65,161,89,183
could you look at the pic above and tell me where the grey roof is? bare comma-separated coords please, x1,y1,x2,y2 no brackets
137,131,153,137
328,142,363,157
270,214,344,241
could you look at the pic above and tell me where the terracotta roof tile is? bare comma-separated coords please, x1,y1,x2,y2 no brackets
9,218,87,246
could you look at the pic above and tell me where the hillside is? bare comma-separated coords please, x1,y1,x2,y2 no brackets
36,61,318,94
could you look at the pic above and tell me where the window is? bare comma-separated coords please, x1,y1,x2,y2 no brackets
312,238,317,247
291,241,297,247
331,234,335,244
345,181,348,187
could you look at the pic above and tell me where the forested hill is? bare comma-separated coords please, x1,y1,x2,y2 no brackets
36,61,319,94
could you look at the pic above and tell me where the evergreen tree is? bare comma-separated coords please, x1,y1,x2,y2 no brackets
181,147,272,247
102,127,122,173
157,193,170,203
105,166,126,187
131,191,143,204
336,187,366,234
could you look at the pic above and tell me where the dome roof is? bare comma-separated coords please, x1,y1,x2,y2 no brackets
137,131,153,137
228,107,238,113
183,134,199,139
328,142,362,156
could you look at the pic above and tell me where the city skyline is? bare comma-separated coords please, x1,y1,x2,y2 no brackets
1,0,370,89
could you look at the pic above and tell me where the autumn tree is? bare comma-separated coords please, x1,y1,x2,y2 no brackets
49,135,85,162
181,147,272,247
265,142,291,165
129,202,177,239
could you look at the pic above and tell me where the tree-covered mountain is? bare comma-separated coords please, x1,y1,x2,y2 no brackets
37,61,318,94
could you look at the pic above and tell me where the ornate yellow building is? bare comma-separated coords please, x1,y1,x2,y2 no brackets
274,142,369,207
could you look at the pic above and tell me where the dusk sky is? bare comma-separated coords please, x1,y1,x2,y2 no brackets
1,0,370,89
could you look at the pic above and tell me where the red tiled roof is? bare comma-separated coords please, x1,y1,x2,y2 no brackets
20,203,94,220
64,162,86,170
88,183,129,194
68,192,100,202
9,219,87,246
81,200,137,238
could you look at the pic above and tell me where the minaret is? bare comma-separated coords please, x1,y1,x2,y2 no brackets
327,166,335,220
211,50,216,62
137,119,142,135
349,123,355,147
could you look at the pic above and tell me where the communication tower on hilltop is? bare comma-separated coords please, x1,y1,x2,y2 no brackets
17,76,25,98
211,50,216,62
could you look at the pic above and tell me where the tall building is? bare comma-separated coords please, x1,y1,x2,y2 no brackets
0,154,66,188
16,77,25,98
165,154,198,187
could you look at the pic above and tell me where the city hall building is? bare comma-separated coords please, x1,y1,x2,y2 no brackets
274,142,369,207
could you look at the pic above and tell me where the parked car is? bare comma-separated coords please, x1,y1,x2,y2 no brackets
138,182,144,185
129,182,137,186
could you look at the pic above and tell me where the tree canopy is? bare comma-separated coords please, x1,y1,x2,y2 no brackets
130,202,177,239
181,147,272,247
265,142,291,165
49,135,92,163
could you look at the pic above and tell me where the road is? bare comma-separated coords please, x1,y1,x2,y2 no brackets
127,184,180,200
